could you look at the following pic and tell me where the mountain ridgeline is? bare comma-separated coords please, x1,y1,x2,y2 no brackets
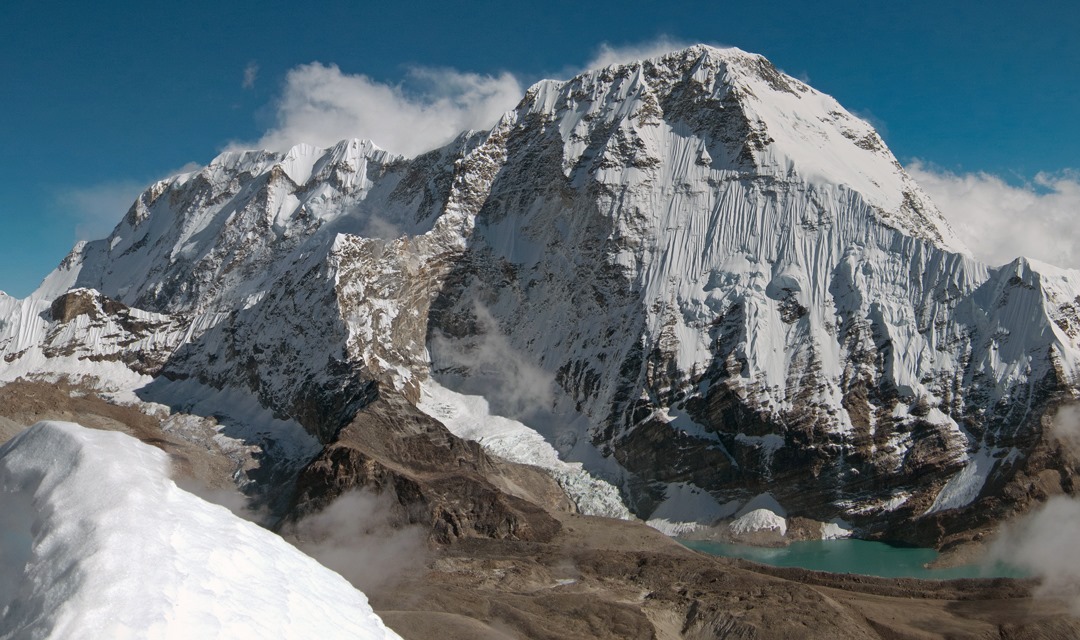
3,45,1079,545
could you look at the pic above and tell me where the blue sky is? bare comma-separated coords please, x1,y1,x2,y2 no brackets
1,1,1078,296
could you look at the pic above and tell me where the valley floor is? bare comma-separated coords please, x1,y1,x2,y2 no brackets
375,510,1077,639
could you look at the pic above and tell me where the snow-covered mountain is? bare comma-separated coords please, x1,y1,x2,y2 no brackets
3,45,1079,541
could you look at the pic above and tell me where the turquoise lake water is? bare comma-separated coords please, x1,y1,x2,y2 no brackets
681,538,1026,580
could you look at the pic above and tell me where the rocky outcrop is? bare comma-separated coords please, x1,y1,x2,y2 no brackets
288,391,564,544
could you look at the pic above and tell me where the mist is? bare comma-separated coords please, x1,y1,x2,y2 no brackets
989,496,1080,611
174,479,268,525
281,490,428,594
170,468,427,594
986,404,1080,612
430,301,554,420
1049,404,1080,453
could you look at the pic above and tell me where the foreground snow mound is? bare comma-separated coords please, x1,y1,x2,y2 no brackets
0,421,401,640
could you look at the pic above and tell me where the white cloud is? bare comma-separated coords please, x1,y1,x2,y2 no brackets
988,495,1080,614
910,162,1080,269
235,38,719,158
243,63,523,157
584,36,697,69
57,162,202,241
57,180,146,241
986,406,1080,613
56,40,707,243
282,490,427,593
242,61,259,90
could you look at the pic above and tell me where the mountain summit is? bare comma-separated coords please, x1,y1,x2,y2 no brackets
2,45,1078,545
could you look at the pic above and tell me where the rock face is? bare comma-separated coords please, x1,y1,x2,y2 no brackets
3,45,1080,542
287,392,565,544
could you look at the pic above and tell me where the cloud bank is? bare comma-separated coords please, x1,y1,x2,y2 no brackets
910,163,1080,269
247,63,523,157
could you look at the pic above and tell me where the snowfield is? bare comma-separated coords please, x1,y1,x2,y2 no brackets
0,421,401,640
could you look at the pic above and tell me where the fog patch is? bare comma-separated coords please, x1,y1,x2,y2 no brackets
985,404,1080,612
359,215,404,242
174,478,268,525
282,490,428,593
989,497,1080,612
1049,404,1080,454
430,301,554,420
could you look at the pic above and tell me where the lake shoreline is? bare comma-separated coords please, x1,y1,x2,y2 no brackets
678,537,1027,580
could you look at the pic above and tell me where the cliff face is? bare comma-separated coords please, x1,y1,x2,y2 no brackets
3,45,1078,541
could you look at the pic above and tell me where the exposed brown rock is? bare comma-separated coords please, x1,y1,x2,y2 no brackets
373,511,1080,640
0,379,239,492
288,390,563,544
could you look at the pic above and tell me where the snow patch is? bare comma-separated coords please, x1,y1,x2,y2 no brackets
882,493,911,512
821,518,853,539
733,433,785,463
925,448,999,514
730,509,788,536
646,483,740,536
728,493,788,536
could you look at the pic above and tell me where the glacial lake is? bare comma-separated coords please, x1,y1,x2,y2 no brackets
681,539,1026,580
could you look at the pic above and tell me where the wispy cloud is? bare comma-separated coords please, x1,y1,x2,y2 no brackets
235,37,716,158
910,162,1080,269
583,36,697,69
239,62,523,157
56,180,147,241
430,301,553,420
987,406,1080,613
282,490,427,593
56,162,202,241
242,61,259,90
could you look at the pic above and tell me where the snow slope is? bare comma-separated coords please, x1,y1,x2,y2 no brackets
0,421,400,640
